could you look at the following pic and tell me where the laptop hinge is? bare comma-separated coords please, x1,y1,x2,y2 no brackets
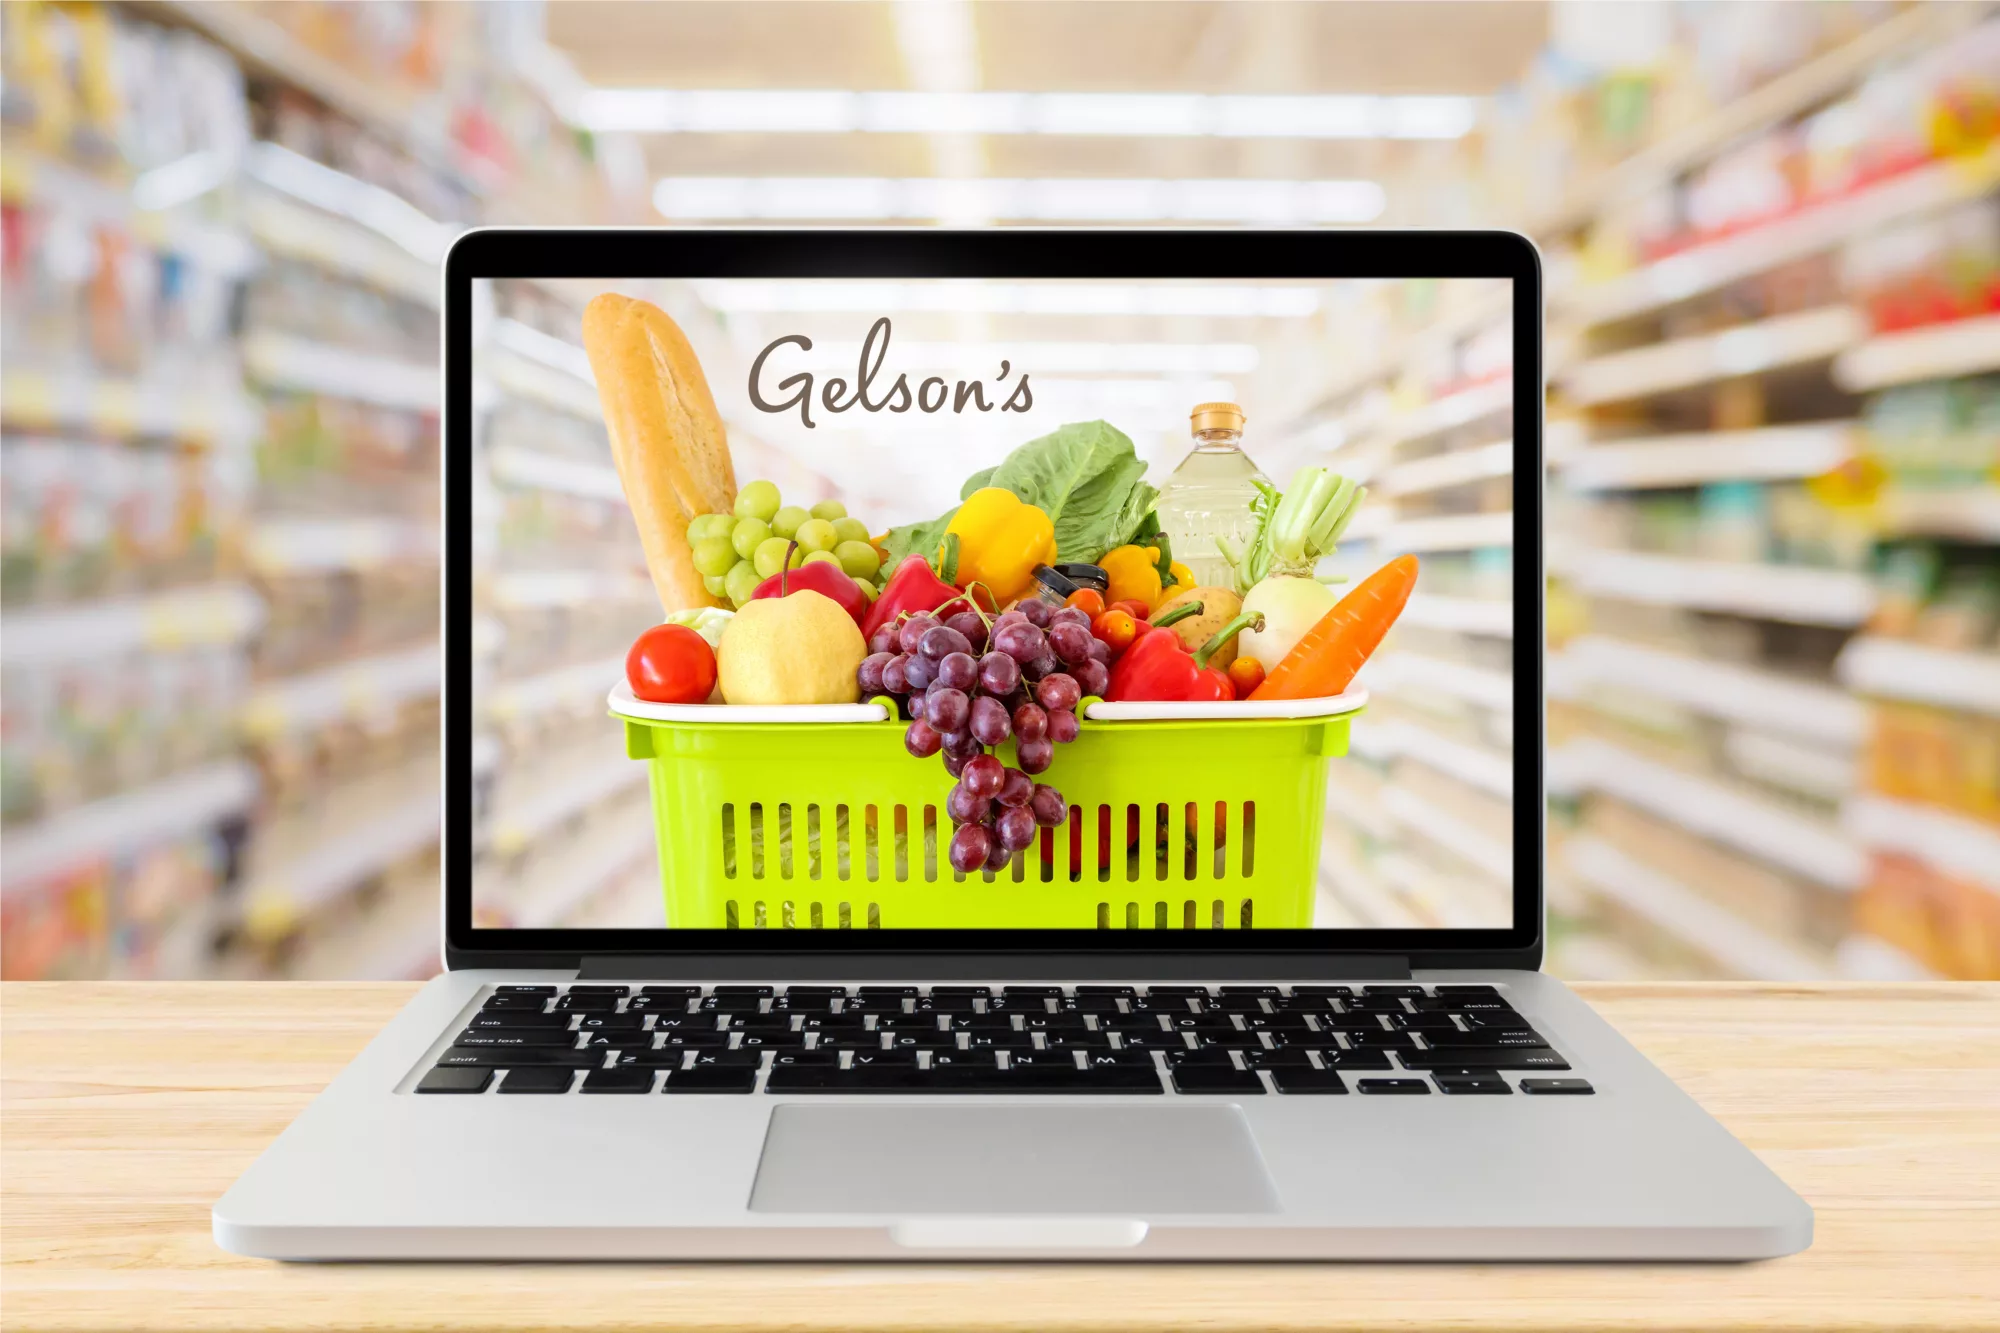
576,954,1413,982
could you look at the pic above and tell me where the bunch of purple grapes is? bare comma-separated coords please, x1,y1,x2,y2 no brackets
857,597,1113,874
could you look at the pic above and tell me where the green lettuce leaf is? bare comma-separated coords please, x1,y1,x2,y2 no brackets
880,420,1158,570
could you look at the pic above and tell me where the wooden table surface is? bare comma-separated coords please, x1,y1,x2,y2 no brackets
4,982,1998,1332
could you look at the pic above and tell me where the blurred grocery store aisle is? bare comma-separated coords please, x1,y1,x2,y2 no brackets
2,1,1995,980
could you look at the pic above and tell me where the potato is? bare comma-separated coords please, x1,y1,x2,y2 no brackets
1153,586,1245,668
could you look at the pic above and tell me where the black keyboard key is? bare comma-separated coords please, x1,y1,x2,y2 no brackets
712,984,775,996
1321,1049,1393,1069
1172,1064,1264,1094
848,1050,920,1070
580,1068,654,1093
1008,1064,1161,1093
1109,1028,1180,1052
480,995,550,1012
1271,1068,1349,1095
691,1049,763,1069
770,1049,840,1068
1423,1030,1548,1050
772,994,840,1013
1082,1049,1157,1070
1165,1046,1237,1067
726,1013,797,1033
438,1048,601,1068
465,1012,571,1030
699,994,767,1014
1341,1030,1418,1049
618,1049,687,1069
1434,984,1500,996
766,1064,923,1093
1212,994,1272,1013
416,1066,492,1093
576,1013,647,1031
566,985,630,997
553,994,620,1012
639,985,703,999
1244,1013,1316,1036
666,1066,758,1093
1245,1047,1316,1069
1357,1078,1429,1094
1191,1031,1266,1051
1075,984,1136,997
1520,1077,1594,1095
813,1033,888,1052
1435,1073,1511,1095
887,1032,960,1053
1144,986,1211,1001
1220,984,1280,995
781,985,847,999
1363,985,1426,997
1036,1030,1112,1052
496,1067,574,1094
857,985,919,997
928,985,990,997
583,1033,658,1051
1067,995,1126,1014
737,1032,807,1054
656,1031,732,1051
1444,996,1517,1012
496,985,557,995
626,995,694,1014
454,1029,578,1048
1390,1013,1466,1031
1000,985,1062,998
1399,1051,1571,1071
1288,985,1354,997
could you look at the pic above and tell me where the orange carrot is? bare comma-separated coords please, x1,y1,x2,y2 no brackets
1248,555,1418,701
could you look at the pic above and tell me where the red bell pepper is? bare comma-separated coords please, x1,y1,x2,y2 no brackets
751,547,869,626
861,554,990,642
1105,608,1264,703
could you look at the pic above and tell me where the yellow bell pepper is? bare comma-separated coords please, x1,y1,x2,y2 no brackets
1100,544,1164,609
1159,561,1196,608
940,488,1056,603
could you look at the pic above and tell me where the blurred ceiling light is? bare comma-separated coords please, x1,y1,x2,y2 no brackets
808,340,1259,374
583,90,1478,140
691,281,1321,317
654,177,1386,224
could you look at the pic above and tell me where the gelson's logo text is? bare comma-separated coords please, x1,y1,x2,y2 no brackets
748,317,1032,429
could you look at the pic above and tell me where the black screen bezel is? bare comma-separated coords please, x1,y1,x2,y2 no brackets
444,228,1544,972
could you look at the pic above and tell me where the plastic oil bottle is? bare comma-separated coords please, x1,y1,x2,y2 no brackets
1153,402,1270,589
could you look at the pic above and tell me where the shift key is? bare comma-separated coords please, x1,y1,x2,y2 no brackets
1398,1050,1570,1071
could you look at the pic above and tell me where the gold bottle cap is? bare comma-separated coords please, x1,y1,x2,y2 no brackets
1190,401,1246,434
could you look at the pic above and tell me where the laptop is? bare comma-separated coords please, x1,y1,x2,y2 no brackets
213,229,1812,1261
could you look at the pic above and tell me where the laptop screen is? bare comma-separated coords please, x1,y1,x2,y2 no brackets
460,239,1532,946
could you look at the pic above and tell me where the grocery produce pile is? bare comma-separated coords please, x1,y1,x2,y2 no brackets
585,294,1417,880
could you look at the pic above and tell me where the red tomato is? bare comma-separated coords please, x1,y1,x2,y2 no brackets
626,624,717,704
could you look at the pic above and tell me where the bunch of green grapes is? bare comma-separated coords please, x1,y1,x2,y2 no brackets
686,480,885,608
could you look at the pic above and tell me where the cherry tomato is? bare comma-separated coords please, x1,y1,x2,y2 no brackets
1109,598,1151,622
626,624,717,704
1091,609,1139,655
1227,656,1266,697
1065,588,1106,617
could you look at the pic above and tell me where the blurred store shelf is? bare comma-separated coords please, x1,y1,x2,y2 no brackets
1566,737,1865,891
1382,511,1515,554
1566,837,1837,980
246,518,439,575
243,331,439,412
486,445,624,502
1837,637,2000,716
1834,314,2000,393
0,585,265,665
1556,549,1878,628
1566,635,1865,747
1562,306,1866,406
1397,595,1515,638
486,656,626,724
0,369,260,444
242,643,441,739
2,761,256,894
1560,147,2000,326
1844,795,2000,894
1559,423,1856,492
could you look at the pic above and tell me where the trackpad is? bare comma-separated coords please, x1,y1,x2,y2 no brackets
749,1104,1281,1214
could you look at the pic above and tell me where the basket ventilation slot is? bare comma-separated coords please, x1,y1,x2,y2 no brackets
715,798,1261,927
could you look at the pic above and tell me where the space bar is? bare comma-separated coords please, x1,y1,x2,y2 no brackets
766,1066,1163,1094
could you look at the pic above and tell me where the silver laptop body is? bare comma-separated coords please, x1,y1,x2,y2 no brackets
213,229,1811,1261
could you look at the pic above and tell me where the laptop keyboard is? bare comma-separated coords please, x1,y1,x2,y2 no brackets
416,984,1585,1096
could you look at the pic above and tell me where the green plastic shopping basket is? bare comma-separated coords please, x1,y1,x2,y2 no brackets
611,687,1364,931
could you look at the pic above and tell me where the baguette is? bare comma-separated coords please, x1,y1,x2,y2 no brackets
581,293,737,612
